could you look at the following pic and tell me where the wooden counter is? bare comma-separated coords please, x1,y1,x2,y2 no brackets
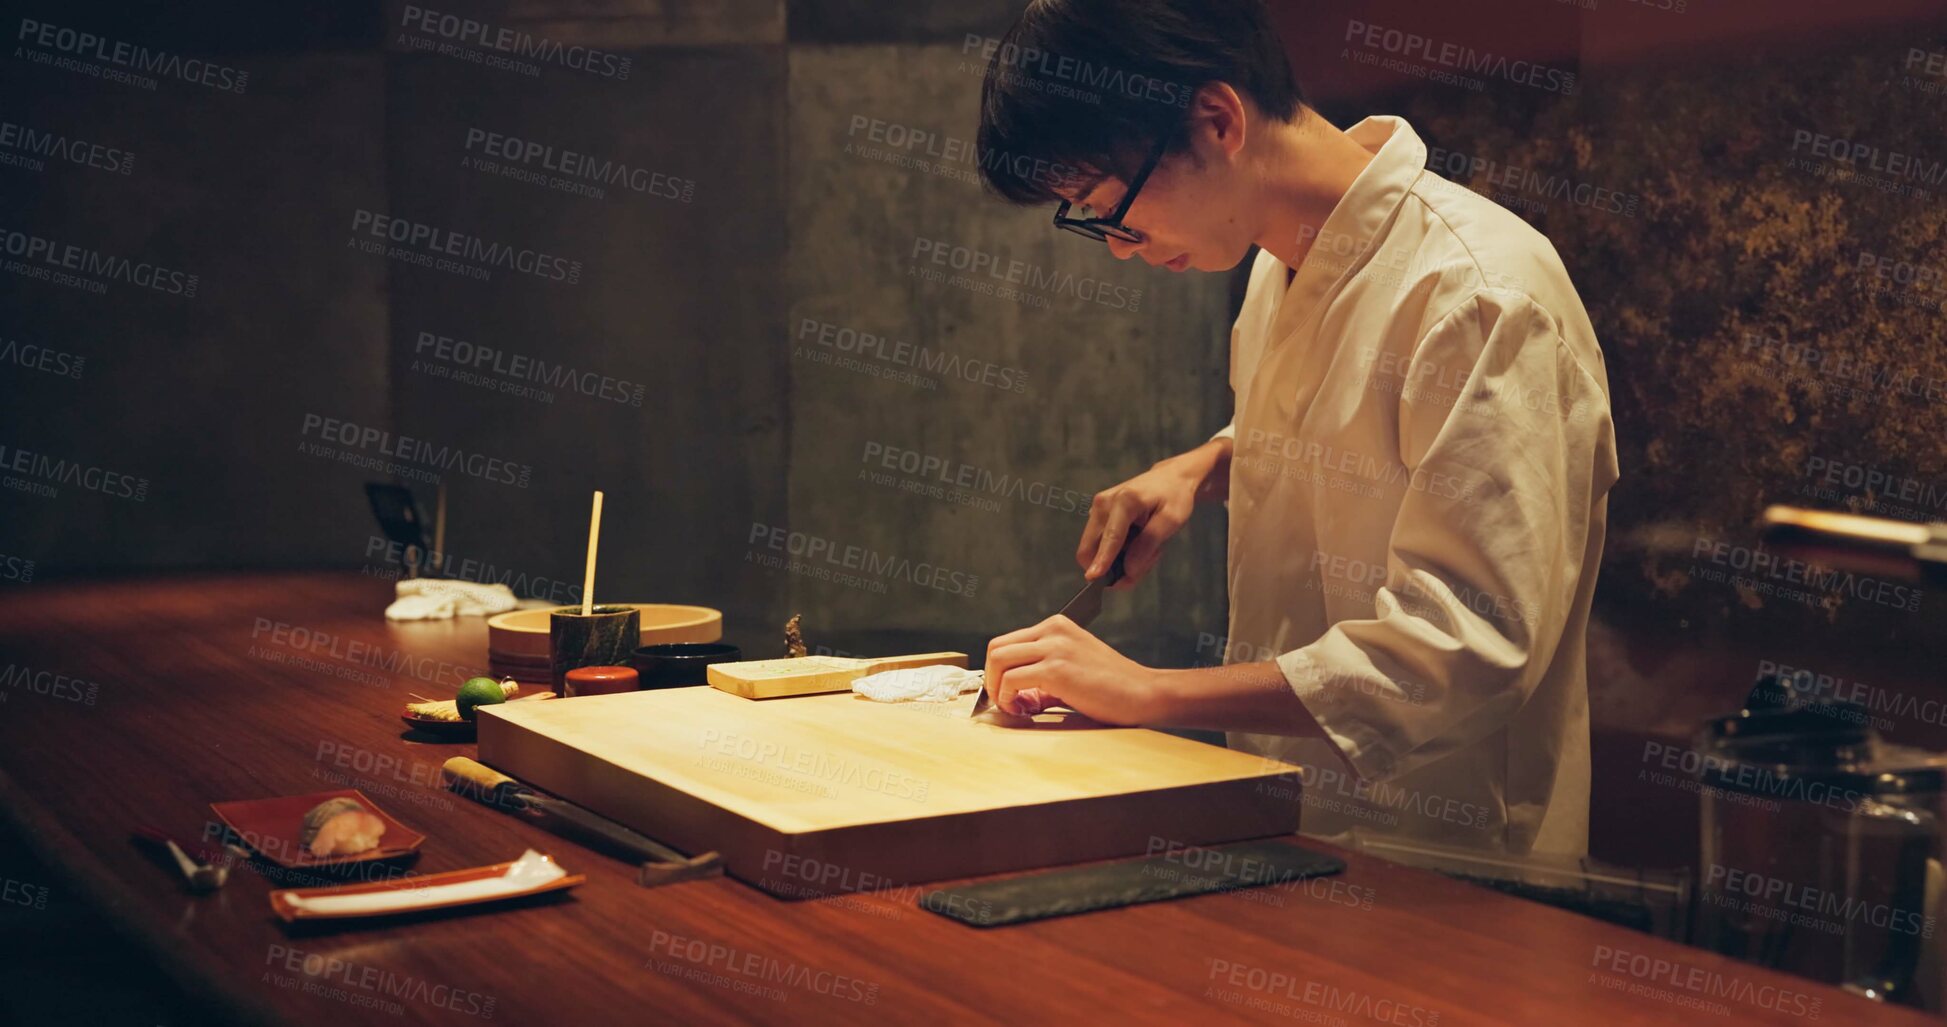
0,572,1929,1026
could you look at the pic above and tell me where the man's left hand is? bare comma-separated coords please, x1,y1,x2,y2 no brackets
983,615,1163,724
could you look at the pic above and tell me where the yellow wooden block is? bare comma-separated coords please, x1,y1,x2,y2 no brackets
706,652,967,699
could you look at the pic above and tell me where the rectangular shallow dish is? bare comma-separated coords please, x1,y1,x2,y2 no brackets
269,854,585,922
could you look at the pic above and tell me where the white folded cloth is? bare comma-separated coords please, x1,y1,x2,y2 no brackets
852,665,984,703
384,578,520,621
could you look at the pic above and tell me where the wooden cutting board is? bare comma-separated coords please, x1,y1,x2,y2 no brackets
706,652,967,699
476,687,1303,897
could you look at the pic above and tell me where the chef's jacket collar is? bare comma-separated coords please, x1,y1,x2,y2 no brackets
1273,116,1428,344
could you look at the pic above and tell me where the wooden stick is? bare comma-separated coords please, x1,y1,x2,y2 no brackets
581,490,604,616
432,484,447,575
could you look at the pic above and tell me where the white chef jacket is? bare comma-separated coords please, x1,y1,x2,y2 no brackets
1214,116,1618,858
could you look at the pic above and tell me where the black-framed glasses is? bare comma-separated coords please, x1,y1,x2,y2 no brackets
1052,131,1173,244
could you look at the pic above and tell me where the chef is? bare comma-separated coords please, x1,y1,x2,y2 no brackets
975,0,1618,859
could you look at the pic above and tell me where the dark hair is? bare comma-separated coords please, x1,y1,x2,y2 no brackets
975,0,1303,206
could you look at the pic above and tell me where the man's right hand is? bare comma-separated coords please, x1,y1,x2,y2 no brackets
1078,438,1232,590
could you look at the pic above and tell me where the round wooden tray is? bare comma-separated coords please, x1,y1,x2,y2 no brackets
485,603,722,659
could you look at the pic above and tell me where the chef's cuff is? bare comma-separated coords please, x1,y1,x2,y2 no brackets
1209,422,1235,443
1276,648,1400,782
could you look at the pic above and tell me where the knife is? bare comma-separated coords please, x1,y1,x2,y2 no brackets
441,757,723,887
972,527,1139,718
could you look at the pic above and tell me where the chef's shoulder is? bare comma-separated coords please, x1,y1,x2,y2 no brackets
1390,170,1587,345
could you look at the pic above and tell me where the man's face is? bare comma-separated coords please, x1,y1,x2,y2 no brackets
1065,139,1257,273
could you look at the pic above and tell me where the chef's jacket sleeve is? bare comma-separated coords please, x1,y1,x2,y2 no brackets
1276,288,1605,782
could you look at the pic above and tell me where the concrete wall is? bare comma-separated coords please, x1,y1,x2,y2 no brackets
0,0,1239,663
379,33,794,639
0,47,390,572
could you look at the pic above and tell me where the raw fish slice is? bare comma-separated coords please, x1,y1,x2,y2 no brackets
299,798,387,857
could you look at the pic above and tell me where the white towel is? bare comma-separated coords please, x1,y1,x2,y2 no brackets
384,578,520,621
852,665,984,703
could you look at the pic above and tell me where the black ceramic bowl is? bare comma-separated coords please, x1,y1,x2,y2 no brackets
631,642,743,690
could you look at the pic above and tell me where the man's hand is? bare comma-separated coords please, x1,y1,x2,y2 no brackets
984,614,1163,723
1079,439,1230,590
984,618,1324,735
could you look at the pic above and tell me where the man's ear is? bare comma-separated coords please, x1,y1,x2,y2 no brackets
1192,82,1249,160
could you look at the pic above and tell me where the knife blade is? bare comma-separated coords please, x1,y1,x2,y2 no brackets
441,757,723,886
973,527,1139,718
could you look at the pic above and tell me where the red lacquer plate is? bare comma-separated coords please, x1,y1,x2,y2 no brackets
210,789,425,869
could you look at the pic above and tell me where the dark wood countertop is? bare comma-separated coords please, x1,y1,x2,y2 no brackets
0,572,1929,1026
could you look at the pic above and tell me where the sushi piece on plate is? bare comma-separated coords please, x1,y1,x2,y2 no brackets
300,797,387,857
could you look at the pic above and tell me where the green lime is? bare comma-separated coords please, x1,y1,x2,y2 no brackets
457,677,507,721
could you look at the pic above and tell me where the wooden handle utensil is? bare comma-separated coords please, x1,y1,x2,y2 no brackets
441,757,722,888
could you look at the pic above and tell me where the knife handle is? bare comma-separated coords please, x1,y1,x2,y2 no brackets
442,756,533,809
1105,524,1141,586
